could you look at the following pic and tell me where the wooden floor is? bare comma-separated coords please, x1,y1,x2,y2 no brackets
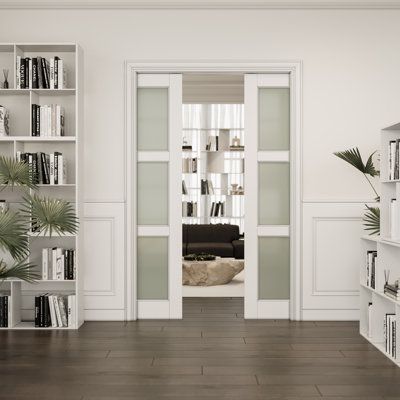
1,297,400,400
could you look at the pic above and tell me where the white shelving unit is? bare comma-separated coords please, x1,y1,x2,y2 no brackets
182,126,245,232
0,43,83,330
360,122,400,365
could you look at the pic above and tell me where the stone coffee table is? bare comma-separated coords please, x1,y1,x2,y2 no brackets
182,257,244,286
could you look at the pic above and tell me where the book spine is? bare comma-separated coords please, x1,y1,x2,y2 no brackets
49,153,55,185
20,58,25,89
41,58,49,89
54,57,59,89
32,58,38,89
50,58,54,89
0,297,4,327
37,57,43,88
58,296,68,327
53,295,62,327
16,56,21,89
42,248,48,280
28,58,32,89
3,296,8,328
39,295,44,328
34,296,40,327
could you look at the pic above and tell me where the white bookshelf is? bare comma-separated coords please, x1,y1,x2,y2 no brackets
0,43,83,330
182,126,245,232
360,122,400,365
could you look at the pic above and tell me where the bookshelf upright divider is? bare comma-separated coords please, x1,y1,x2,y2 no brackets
360,122,400,364
0,43,83,330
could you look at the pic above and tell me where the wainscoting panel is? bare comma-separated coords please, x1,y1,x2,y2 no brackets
302,202,367,320
83,203,125,320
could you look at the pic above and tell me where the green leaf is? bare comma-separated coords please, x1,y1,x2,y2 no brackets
0,156,37,190
0,208,29,259
21,194,78,237
0,259,39,283
363,205,380,236
334,148,379,177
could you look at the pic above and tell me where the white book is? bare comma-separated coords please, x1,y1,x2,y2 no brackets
390,199,399,239
47,106,51,137
67,295,75,327
56,105,61,136
368,302,373,338
58,59,66,89
16,151,21,162
49,58,54,89
16,56,21,89
52,247,57,280
56,248,64,280
42,248,49,280
58,296,68,327
53,295,62,327
58,154,66,185
51,104,56,136
49,153,55,185
39,106,44,136
28,59,33,89
48,294,58,327
390,141,396,180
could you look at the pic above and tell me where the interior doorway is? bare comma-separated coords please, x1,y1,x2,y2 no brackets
125,63,302,321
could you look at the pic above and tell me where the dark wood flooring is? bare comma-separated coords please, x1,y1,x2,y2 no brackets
1,297,400,399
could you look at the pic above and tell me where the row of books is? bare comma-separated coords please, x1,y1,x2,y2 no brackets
182,158,198,173
366,250,377,289
206,136,219,151
0,295,10,328
210,201,225,217
182,201,198,217
390,199,400,239
201,179,214,195
31,104,65,137
384,313,397,358
16,56,67,89
16,151,67,185
0,106,10,136
388,140,400,180
42,248,76,281
34,294,75,328
384,283,400,301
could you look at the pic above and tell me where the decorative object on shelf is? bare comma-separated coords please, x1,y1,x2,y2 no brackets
183,253,216,261
230,136,244,151
230,183,244,195
0,105,10,137
2,69,9,89
334,147,380,235
182,134,192,151
384,269,390,285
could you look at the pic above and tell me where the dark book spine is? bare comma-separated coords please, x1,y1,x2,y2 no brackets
64,252,68,280
25,58,30,88
44,296,50,327
32,58,38,89
54,152,59,185
37,152,43,184
54,57,59,89
32,153,38,184
41,58,49,89
36,105,40,136
37,57,43,88
3,296,8,328
34,296,40,327
0,297,4,328
20,58,26,89
31,104,36,136
39,295,44,327
41,153,49,184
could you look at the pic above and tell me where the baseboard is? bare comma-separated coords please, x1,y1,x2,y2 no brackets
257,300,290,319
84,309,125,321
301,309,359,321
137,300,170,319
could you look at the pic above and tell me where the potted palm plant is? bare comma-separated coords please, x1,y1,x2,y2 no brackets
334,148,380,235
0,156,78,283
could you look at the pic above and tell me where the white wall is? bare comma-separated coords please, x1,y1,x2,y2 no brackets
1,8,399,319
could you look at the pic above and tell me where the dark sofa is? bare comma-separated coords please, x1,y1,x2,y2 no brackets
182,224,244,259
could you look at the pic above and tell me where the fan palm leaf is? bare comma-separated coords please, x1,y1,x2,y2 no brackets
0,156,37,190
363,205,380,236
334,148,379,177
0,209,29,259
0,259,39,283
21,194,78,236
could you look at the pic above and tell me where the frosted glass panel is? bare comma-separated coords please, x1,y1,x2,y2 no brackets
259,237,290,299
137,237,168,300
259,162,289,225
138,162,168,225
138,88,168,151
258,88,289,150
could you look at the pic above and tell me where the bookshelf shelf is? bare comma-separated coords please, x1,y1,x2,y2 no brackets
360,121,400,365
0,42,83,330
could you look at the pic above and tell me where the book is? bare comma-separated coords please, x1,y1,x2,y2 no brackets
32,57,38,89
58,296,68,327
42,248,49,280
0,106,10,136
67,295,75,327
37,56,43,89
16,56,21,89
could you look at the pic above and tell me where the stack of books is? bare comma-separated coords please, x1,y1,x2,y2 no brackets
0,294,10,328
384,313,397,358
42,248,76,281
388,139,400,180
16,151,67,185
34,294,75,328
210,201,225,217
366,250,377,289
201,179,214,195
182,201,197,217
384,283,400,301
31,104,65,136
182,157,197,173
16,56,67,89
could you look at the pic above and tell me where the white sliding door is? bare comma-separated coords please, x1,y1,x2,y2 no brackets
136,74,182,319
245,74,291,319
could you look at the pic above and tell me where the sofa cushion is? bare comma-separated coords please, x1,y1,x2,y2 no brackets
185,224,239,243
187,242,234,258
232,239,244,259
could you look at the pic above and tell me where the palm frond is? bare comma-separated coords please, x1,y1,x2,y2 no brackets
0,209,29,259
363,205,380,236
0,259,39,283
334,148,378,177
21,194,78,236
0,156,37,190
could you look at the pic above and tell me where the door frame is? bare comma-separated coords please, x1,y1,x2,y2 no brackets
125,61,302,321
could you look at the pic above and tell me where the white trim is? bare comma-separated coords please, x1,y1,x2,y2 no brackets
138,151,169,162
258,225,290,236
2,1,400,9
258,151,290,162
138,300,170,319
257,73,290,87
125,61,302,321
302,309,358,321
85,309,125,321
258,300,290,319
137,226,170,236
137,74,170,87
